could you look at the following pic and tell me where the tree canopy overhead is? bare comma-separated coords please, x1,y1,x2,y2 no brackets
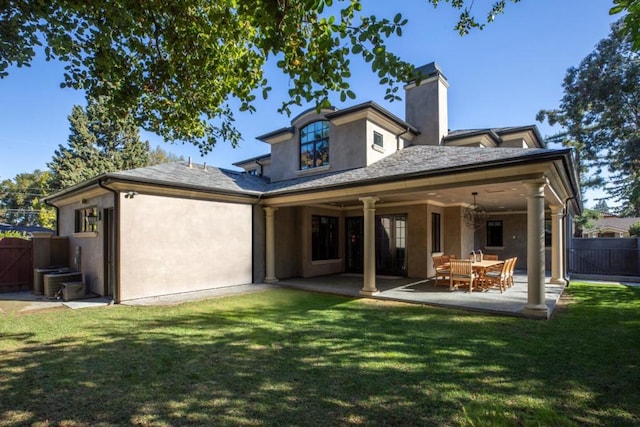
1,0,519,153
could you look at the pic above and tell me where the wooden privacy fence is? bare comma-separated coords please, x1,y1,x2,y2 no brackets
0,238,33,292
569,247,640,277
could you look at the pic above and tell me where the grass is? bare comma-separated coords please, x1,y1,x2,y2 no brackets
0,282,639,426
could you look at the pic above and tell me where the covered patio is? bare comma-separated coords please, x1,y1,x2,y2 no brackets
274,271,565,319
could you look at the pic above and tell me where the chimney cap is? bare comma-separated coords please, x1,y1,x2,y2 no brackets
408,62,447,84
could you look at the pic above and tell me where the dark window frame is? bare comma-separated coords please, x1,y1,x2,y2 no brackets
75,206,98,233
432,212,441,253
312,215,339,261
373,131,383,147
486,220,503,247
300,121,330,170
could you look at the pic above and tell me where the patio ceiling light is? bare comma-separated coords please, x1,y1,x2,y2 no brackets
463,192,486,230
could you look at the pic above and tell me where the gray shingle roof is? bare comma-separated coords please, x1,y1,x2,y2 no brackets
111,161,269,195
47,145,570,202
263,145,554,195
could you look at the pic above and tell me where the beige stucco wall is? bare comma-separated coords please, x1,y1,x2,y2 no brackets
366,122,400,165
118,194,252,301
57,192,114,296
442,206,474,260
267,110,407,183
269,111,328,182
480,212,551,271
275,203,434,279
300,206,345,277
274,206,301,278
405,76,448,146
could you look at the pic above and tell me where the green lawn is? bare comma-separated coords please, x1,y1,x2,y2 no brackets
1,282,638,426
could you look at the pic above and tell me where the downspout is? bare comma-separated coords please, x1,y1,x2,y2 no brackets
396,127,411,151
98,179,120,303
562,195,577,286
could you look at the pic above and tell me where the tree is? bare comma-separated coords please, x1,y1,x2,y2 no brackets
629,221,640,237
573,209,601,238
0,170,54,228
49,97,151,190
592,199,612,214
148,146,185,166
1,0,518,153
610,0,640,50
537,20,640,216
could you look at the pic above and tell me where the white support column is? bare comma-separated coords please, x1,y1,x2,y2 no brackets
264,207,278,283
523,179,549,319
359,196,380,296
550,205,567,285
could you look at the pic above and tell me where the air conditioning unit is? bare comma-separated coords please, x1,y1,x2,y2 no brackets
62,282,86,301
43,272,82,297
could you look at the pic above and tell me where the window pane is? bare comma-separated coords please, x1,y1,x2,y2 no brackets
487,220,503,247
373,131,383,147
300,121,329,169
315,140,329,167
312,215,339,260
432,213,441,252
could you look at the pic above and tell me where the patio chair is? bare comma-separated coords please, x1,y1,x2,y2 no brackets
483,259,510,293
483,254,499,260
449,259,478,292
433,255,450,287
506,257,518,288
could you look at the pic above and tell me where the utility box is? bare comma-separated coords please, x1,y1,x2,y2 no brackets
62,282,86,301
34,267,71,295
43,272,82,297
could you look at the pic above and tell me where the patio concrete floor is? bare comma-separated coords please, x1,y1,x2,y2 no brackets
0,274,565,319
274,272,566,319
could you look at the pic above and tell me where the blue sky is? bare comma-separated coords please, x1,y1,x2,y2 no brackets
0,0,620,207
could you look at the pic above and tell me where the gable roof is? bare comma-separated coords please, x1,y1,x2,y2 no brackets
583,216,640,233
445,126,546,148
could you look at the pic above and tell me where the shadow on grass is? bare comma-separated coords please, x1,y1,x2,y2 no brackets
0,286,638,426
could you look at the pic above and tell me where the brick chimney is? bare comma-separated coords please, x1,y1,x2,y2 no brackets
405,62,449,145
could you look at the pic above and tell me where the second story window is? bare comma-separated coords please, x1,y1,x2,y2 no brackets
300,121,329,170
373,131,383,147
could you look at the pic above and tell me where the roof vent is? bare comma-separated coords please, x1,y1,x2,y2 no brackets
188,157,193,168
203,162,207,172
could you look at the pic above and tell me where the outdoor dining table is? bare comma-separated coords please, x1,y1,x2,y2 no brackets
471,259,505,289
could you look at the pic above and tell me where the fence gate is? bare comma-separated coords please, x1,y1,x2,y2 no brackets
0,238,33,292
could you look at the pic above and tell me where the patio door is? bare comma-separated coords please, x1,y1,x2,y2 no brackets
345,214,407,276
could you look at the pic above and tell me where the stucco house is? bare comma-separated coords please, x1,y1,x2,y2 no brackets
46,62,581,318
580,214,640,238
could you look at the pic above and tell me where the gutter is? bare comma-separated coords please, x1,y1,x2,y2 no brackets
43,198,60,236
264,148,574,199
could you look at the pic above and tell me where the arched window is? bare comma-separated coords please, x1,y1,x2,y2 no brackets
300,121,329,170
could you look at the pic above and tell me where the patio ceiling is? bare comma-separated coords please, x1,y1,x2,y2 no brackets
319,180,540,213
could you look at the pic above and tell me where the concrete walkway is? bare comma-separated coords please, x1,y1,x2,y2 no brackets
0,291,113,313
275,272,566,319
1,277,566,319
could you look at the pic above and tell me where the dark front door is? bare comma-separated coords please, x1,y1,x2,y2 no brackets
345,214,407,276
